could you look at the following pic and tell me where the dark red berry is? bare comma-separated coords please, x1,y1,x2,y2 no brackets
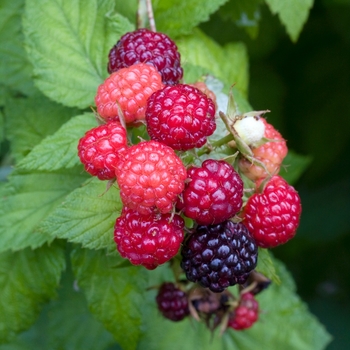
77,121,127,180
156,282,189,321
228,293,259,330
114,208,184,270
146,84,216,151
181,221,258,293
177,159,243,225
108,28,183,85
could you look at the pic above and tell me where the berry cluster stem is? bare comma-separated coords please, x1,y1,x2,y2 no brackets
137,0,156,32
146,0,156,32
197,133,234,157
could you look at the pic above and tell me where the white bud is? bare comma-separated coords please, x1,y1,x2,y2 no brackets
233,116,265,146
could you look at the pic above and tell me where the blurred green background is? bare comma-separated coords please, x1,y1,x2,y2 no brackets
201,0,350,348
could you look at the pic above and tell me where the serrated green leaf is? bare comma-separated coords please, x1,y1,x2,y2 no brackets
265,0,314,42
17,113,97,171
177,29,249,97
0,0,34,95
0,242,65,343
71,248,147,350
23,0,134,109
40,178,122,251
153,0,229,37
7,258,116,350
138,305,228,350
256,248,281,284
279,150,312,185
138,258,331,350
0,168,88,253
231,258,332,350
4,93,79,162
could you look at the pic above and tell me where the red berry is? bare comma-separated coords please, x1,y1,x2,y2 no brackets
239,118,288,181
146,84,216,151
156,282,189,321
108,28,183,85
115,140,187,214
228,293,259,330
243,175,302,248
77,122,127,180
95,63,164,124
190,81,218,110
177,159,243,225
114,208,184,270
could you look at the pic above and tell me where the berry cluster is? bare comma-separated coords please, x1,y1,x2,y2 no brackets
155,282,260,332
77,26,302,333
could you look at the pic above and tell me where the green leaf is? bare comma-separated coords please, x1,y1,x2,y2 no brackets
71,248,147,350
265,0,314,42
2,257,116,350
0,168,88,253
153,0,229,38
0,110,4,144
256,248,281,284
177,29,249,97
0,242,65,343
17,113,97,171
4,93,79,162
0,0,34,95
114,0,137,23
138,258,331,350
138,307,226,350
23,0,134,109
40,178,122,251
279,150,312,185
218,0,262,38
231,258,332,350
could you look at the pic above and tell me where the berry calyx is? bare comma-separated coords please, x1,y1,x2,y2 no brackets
238,118,288,181
243,175,302,248
115,140,187,214
108,28,183,85
181,221,258,293
177,159,244,225
228,292,259,330
146,84,216,151
77,121,127,180
156,282,190,321
114,208,184,270
95,63,164,124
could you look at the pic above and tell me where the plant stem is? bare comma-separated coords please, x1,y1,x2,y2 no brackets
146,0,156,31
197,133,234,157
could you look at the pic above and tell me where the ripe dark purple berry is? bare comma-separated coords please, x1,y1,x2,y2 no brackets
156,282,189,321
181,221,258,293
